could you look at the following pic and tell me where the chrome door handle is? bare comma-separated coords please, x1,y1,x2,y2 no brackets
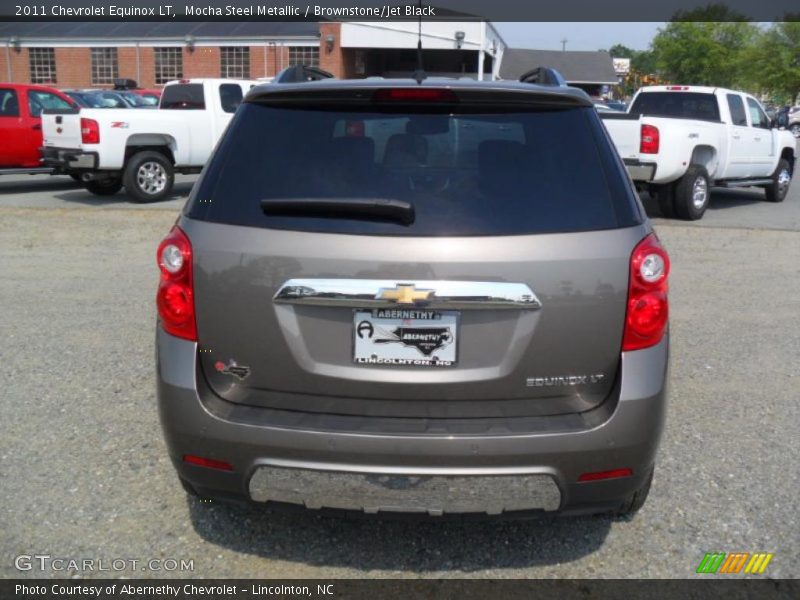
274,279,543,310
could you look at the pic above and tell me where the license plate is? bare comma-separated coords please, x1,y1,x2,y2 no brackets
353,309,458,367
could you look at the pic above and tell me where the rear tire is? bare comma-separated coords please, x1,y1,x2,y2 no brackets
791,123,800,138
613,467,654,517
122,150,174,203
673,165,710,220
654,184,676,219
85,178,123,196
764,158,792,203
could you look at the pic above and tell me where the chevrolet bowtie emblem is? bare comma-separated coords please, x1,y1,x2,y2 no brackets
376,284,434,305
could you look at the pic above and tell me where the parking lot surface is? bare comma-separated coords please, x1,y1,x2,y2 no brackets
1,173,798,578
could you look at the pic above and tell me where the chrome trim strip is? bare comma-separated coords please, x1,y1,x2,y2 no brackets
273,279,542,310
248,464,561,514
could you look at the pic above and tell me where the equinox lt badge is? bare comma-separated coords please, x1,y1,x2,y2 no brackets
526,374,605,387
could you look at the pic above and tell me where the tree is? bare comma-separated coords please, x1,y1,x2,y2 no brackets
606,45,656,98
648,5,757,88
743,20,800,104
651,21,757,87
608,44,635,59
631,50,656,76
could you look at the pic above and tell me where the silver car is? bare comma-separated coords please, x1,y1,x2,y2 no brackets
156,77,670,517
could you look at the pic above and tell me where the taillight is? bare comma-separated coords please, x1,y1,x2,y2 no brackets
373,88,458,103
622,233,670,352
183,455,233,471
640,124,659,154
578,468,633,482
80,118,100,144
156,226,196,341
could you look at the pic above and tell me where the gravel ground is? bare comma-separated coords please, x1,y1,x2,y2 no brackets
1,181,798,579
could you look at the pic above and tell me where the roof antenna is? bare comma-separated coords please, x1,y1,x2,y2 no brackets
412,0,426,84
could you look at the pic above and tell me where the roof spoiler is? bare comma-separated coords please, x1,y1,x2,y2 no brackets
274,65,335,84
518,67,567,87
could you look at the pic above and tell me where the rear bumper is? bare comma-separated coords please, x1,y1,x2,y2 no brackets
156,329,669,516
623,159,657,182
41,146,98,171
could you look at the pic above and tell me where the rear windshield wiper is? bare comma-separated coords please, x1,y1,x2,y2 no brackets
260,197,415,225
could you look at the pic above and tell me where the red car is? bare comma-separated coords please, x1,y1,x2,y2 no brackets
0,83,76,171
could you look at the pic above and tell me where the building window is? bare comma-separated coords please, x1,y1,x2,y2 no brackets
220,47,250,79
91,48,119,85
29,48,57,84
288,46,319,67
154,47,183,85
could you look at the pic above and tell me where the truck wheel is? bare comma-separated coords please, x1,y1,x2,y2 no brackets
85,178,123,196
673,165,710,220
764,158,792,203
791,124,800,138
613,467,654,518
123,150,174,203
654,184,676,219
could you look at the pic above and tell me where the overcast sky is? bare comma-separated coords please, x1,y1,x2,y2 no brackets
494,22,664,52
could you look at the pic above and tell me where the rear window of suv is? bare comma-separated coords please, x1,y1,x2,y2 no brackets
187,101,639,236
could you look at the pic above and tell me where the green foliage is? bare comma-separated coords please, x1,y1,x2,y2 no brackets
610,8,800,104
742,21,800,103
651,21,758,88
608,44,635,58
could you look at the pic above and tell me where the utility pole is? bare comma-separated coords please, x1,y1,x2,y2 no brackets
561,38,568,52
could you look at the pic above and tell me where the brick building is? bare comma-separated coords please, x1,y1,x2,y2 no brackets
0,21,507,88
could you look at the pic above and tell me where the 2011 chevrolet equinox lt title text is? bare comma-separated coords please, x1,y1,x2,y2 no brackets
156,71,670,518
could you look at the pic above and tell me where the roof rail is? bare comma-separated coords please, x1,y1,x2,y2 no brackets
274,65,335,84
518,67,567,87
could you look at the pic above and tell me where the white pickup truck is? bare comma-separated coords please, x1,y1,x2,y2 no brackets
601,85,796,220
41,78,258,202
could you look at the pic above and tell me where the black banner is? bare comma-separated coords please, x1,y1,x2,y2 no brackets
3,579,800,600
1,0,799,22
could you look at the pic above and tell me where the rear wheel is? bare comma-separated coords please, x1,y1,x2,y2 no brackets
85,178,123,196
613,467,654,517
673,165,710,220
790,123,800,138
123,150,174,203
764,158,792,203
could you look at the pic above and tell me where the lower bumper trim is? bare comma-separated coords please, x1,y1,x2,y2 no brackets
248,465,562,515
41,146,98,170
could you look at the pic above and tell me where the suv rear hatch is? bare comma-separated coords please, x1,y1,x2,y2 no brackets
182,83,646,419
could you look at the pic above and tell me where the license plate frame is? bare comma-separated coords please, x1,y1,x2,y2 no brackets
353,308,459,367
